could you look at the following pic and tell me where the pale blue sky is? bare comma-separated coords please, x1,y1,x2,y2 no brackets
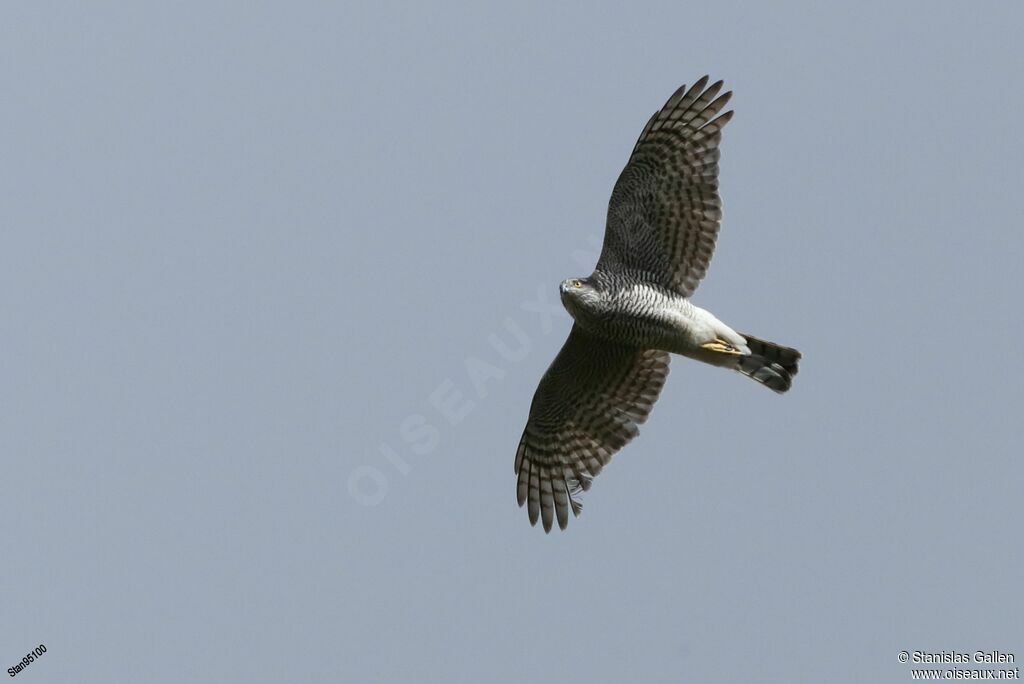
2,2,1022,683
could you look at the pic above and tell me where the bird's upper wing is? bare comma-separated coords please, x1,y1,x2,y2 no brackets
597,76,733,297
515,325,670,532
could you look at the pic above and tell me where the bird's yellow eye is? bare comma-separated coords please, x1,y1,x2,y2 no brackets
572,279,583,289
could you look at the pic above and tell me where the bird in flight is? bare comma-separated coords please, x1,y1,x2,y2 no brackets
515,76,801,532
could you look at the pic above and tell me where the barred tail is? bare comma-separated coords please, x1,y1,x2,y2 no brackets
736,334,801,394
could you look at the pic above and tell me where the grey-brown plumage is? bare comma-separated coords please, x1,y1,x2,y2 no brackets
600,76,731,296
516,76,801,532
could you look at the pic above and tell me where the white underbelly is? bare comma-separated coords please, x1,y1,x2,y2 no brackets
658,299,749,355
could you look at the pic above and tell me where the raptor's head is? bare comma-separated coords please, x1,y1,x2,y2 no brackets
559,277,601,320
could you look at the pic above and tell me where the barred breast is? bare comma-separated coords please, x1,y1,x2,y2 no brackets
583,282,701,352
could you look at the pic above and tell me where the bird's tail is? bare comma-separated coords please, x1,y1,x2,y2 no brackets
736,334,801,394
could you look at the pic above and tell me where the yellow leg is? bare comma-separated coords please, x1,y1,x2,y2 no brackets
701,338,743,355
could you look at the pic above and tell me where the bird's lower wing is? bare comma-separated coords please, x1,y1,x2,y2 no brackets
515,325,671,532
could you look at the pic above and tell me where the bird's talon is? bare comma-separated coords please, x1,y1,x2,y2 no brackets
701,339,742,355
